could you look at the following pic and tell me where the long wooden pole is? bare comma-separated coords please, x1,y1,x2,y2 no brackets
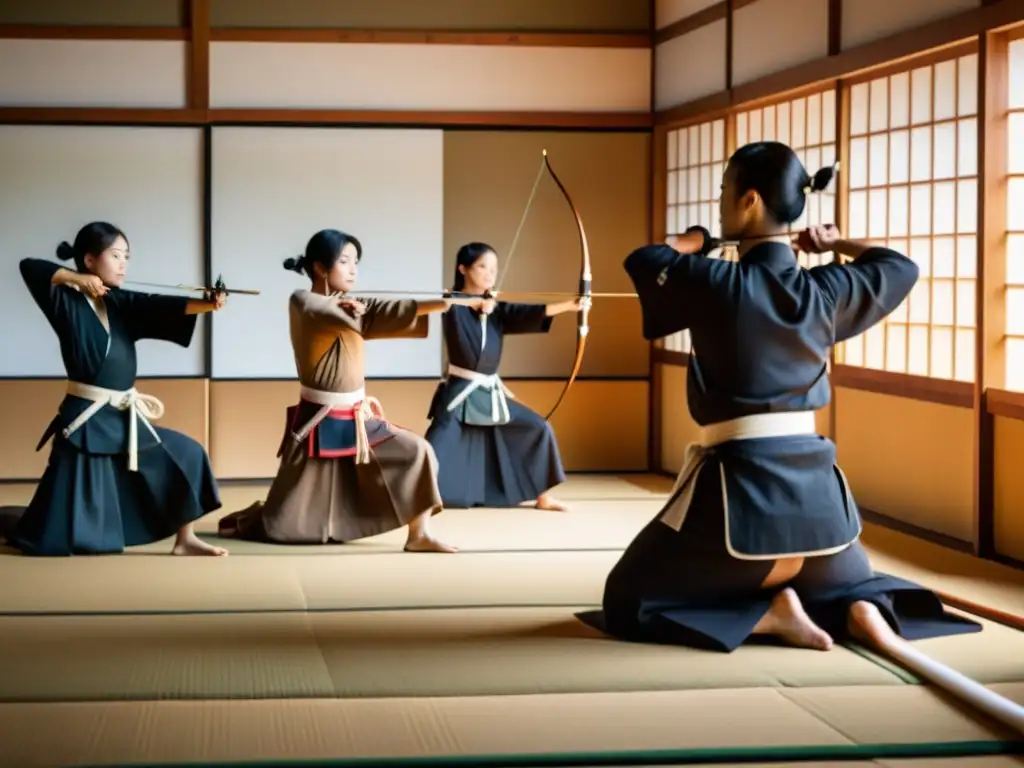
879,633,1024,734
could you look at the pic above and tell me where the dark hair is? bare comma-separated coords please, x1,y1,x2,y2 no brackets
56,221,128,273
726,141,836,226
283,228,362,278
452,242,496,292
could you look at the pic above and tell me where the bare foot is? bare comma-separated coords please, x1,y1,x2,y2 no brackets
847,600,896,647
404,536,459,553
172,530,228,556
757,588,833,650
535,493,570,512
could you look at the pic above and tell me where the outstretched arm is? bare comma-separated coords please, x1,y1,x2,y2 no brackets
310,294,500,339
416,299,450,316
490,300,553,336
544,298,586,317
185,292,226,315
364,295,496,338
490,296,588,335
361,296,498,339
360,297,429,339
415,296,495,316
112,289,200,347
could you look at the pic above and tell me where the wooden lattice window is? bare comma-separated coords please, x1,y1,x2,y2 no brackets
1005,38,1024,390
838,52,979,382
660,118,727,353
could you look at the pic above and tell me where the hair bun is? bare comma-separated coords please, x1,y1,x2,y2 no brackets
282,255,305,274
808,163,838,193
55,241,75,261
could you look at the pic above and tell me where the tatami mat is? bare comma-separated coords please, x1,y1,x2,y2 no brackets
0,496,1019,625
0,475,1020,767
0,608,891,702
0,550,616,614
782,683,1024,744
195,501,663,552
0,536,1018,630
0,686,1021,767
0,608,1021,703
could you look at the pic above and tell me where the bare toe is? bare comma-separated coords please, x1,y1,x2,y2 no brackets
535,495,570,512
771,588,833,651
404,537,459,553
172,535,229,557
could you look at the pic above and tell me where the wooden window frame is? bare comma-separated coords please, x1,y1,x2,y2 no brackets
650,6,1024,568
996,27,1024,398
654,46,1003,411
837,43,981,392
980,25,1023,422
0,0,653,130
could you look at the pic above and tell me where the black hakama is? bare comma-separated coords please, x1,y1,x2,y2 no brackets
6,258,221,556
577,239,982,651
424,296,566,508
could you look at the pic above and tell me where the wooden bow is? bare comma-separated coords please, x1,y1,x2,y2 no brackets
538,150,591,422
493,150,592,422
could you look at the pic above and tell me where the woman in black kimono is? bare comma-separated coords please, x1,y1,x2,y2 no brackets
10,221,227,557
580,142,981,652
424,242,586,511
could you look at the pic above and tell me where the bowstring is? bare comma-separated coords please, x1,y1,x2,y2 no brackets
494,156,547,295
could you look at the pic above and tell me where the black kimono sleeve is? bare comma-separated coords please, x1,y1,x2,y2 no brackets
623,244,729,341
495,302,553,335
111,289,198,347
810,247,920,342
19,258,75,333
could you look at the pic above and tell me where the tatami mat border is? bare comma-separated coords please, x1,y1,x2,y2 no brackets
842,642,920,685
86,739,1024,768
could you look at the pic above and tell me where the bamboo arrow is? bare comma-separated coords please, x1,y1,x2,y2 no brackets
347,289,637,299
124,274,261,295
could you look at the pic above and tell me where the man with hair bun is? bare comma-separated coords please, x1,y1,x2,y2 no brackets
581,142,982,654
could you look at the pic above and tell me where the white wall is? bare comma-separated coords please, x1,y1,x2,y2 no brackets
0,39,186,108
732,0,829,86
0,125,205,377
654,19,727,111
209,126,445,379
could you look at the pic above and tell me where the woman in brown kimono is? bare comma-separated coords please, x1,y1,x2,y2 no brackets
217,229,493,553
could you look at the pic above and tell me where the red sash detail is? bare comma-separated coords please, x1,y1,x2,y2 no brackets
280,399,408,460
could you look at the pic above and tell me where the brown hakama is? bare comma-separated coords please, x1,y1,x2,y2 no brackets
218,290,442,544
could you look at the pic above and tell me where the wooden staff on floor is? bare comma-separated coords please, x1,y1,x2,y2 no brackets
853,602,1024,734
